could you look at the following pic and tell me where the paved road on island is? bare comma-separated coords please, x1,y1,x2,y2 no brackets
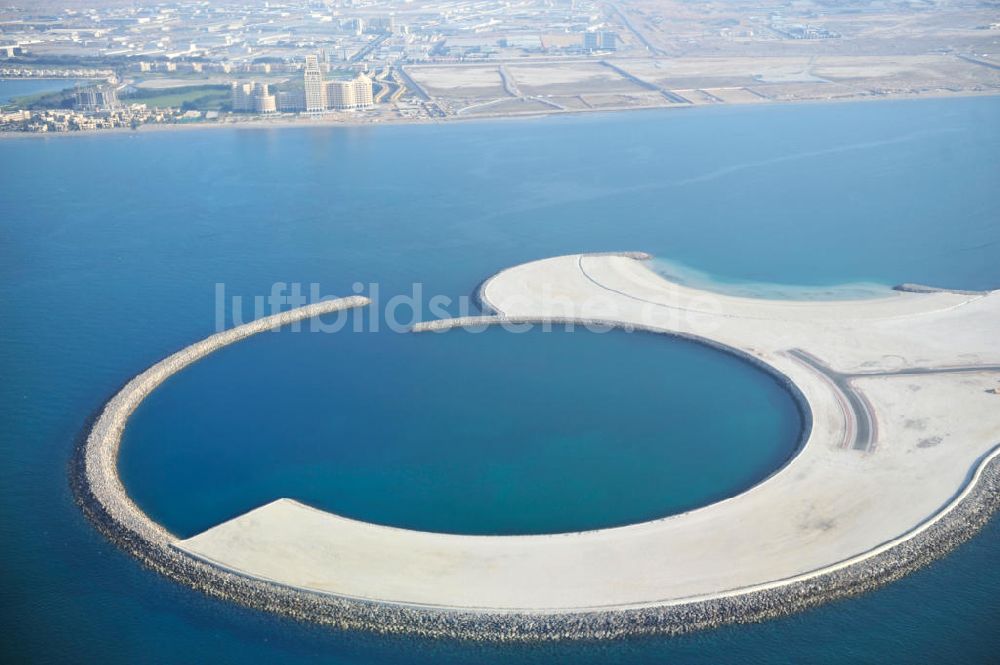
789,350,1000,452
574,254,1000,454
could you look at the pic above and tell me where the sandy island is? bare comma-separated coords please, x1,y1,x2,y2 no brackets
74,253,1000,640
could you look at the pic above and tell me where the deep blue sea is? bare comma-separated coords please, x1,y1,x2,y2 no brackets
1,97,998,663
119,322,802,538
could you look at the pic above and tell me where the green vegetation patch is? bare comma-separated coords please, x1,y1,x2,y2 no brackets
12,87,77,110
126,84,230,111
9,83,231,112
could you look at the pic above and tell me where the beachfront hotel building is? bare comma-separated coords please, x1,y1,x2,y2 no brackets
325,74,374,110
231,82,251,112
229,56,373,114
303,55,327,113
354,75,374,108
254,83,277,114
276,90,305,113
231,81,277,114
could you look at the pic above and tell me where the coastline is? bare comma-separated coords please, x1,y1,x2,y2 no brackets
6,88,999,141
71,254,1000,640
72,446,1000,642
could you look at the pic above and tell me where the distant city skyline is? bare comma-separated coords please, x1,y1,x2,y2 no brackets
1,0,997,133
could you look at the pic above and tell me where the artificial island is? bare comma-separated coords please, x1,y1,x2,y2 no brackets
73,252,1000,640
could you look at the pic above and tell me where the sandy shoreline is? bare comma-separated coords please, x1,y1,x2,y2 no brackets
5,88,998,141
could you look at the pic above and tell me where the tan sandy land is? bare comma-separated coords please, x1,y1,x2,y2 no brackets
505,63,648,95
406,65,508,97
176,254,999,611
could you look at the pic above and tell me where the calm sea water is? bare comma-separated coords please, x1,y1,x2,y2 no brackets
0,78,89,105
119,322,802,537
1,97,998,663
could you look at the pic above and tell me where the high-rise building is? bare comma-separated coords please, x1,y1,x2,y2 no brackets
368,16,394,34
303,54,327,112
231,81,254,112
353,74,374,108
232,81,278,113
252,82,277,114
325,74,374,110
582,30,617,51
325,80,355,110
277,90,305,112
75,85,120,112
